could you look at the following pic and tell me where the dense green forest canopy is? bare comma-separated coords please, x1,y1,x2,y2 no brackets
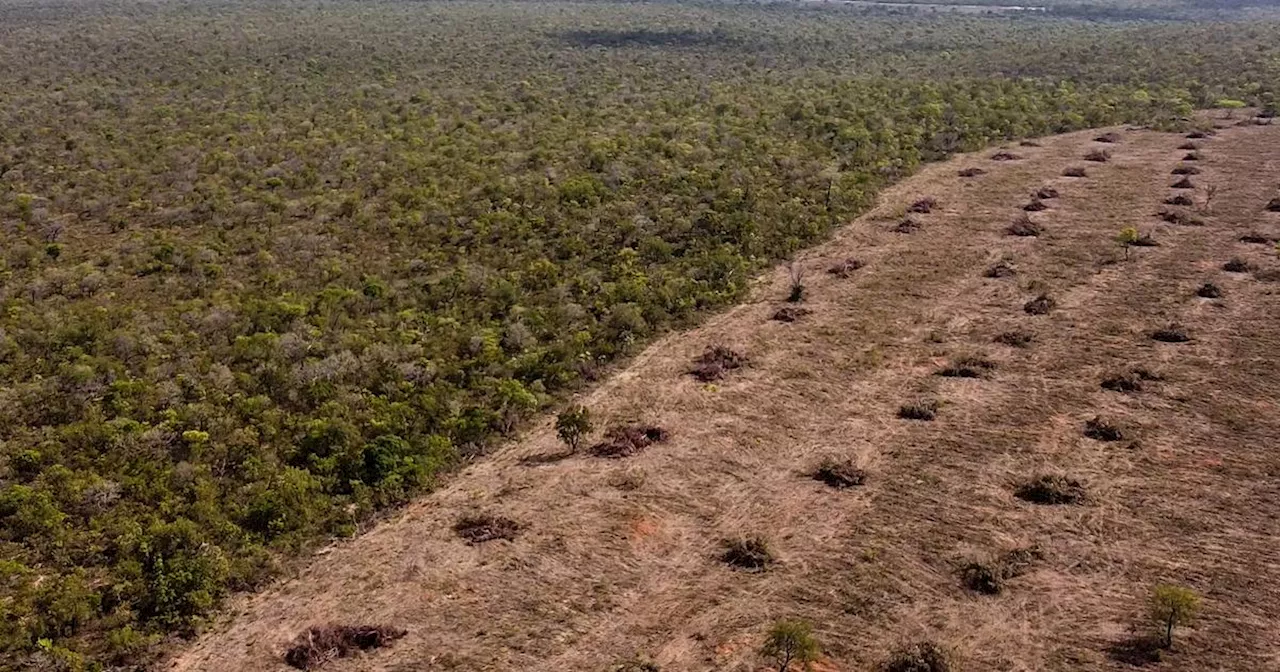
1,0,1279,668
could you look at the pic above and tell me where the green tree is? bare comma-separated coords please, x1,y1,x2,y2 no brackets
1149,584,1200,648
1116,227,1140,260
555,405,593,453
761,619,820,672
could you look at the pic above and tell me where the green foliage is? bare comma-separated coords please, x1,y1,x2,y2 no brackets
0,0,1277,666
555,405,593,453
761,619,820,672
1149,584,1201,648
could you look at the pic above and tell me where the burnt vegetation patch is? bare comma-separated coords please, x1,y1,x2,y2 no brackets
1197,282,1223,298
1171,176,1195,189
958,167,987,177
1186,130,1212,139
990,150,1022,161
893,216,923,234
994,330,1034,347
720,535,775,571
1223,257,1252,273
454,513,521,544
811,457,868,489
1178,141,1199,150
1084,148,1112,162
1163,194,1194,206
1084,415,1125,441
961,546,1043,595
284,625,408,670
772,305,811,322
1023,294,1056,315
591,424,669,458
908,196,938,213
1015,474,1086,505
1094,131,1122,143
1101,367,1159,393
898,399,939,421
937,356,997,378
1151,324,1192,343
1006,214,1043,237
1062,166,1088,177
1158,209,1202,226
691,345,747,382
1240,232,1276,244
1170,165,1200,175
1022,197,1049,212
1182,151,1202,161
985,259,1018,277
1035,186,1060,199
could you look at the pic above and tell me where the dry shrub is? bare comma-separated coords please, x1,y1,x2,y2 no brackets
1022,198,1049,212
897,400,938,421
990,151,1021,161
937,356,996,379
1102,368,1158,393
1084,415,1125,442
1170,165,1200,175
1006,214,1042,237
284,625,407,670
1158,209,1202,227
994,330,1034,347
1062,166,1088,177
1196,282,1223,298
828,257,864,278
1178,141,1199,150
1151,324,1191,343
1182,152,1202,161
1035,186,1059,199
1023,294,1055,315
691,345,747,382
1094,131,1122,143
961,546,1043,595
772,306,811,323
720,535,774,571
1223,257,1252,273
958,167,986,177
1240,232,1275,244
908,197,937,214
1266,197,1280,212
1015,474,1086,505
1163,194,1194,206
591,424,669,458
454,513,521,544
1185,130,1212,139
1084,149,1111,162
882,641,952,672
893,216,923,234
1171,176,1195,189
985,259,1017,277
812,457,867,489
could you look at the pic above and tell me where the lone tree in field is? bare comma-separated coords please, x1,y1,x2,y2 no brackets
555,405,592,453
1116,227,1140,260
1149,584,1201,649
761,619,820,672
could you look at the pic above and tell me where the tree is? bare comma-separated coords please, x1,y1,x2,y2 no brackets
1116,227,1140,260
1149,584,1200,648
761,619,819,672
555,405,592,453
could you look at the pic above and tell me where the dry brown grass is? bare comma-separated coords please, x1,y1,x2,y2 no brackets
170,120,1280,672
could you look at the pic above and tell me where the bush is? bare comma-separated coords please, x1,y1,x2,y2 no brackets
961,546,1041,595
1151,324,1192,343
812,458,867,488
1171,176,1195,189
827,258,864,278
883,641,951,672
1084,415,1125,441
908,197,937,214
1062,166,1088,177
937,356,996,378
1023,294,1056,315
1223,257,1252,273
590,424,669,458
1197,282,1223,298
1007,214,1043,237
284,624,407,670
692,346,748,382
1022,198,1049,212
454,513,521,544
1149,584,1200,648
1015,474,1086,505
761,619,820,672
1094,131,1122,143
555,405,593,453
898,400,939,421
1084,148,1111,162
994,330,1034,347
721,536,775,571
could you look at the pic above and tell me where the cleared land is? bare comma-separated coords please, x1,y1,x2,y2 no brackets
170,117,1280,671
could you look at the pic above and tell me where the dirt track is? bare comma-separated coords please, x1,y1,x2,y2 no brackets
170,117,1280,672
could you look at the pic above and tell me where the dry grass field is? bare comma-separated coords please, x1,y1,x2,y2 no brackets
169,115,1280,672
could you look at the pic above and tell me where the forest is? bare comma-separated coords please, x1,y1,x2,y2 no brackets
0,0,1278,668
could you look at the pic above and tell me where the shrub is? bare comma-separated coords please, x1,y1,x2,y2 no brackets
1151,324,1191,343
883,641,952,672
984,259,1017,277
1015,474,1086,505
812,458,867,489
1223,257,1251,272
1171,165,1200,175
591,424,669,458
994,330,1034,347
1084,415,1125,441
1035,186,1059,199
761,619,820,672
555,405,593,453
1084,149,1111,162
828,257,863,278
1102,368,1157,393
284,624,407,670
1158,210,1202,226
1197,282,1223,298
897,400,938,421
908,197,937,214
1062,166,1088,177
691,346,747,382
957,167,986,177
962,546,1042,594
1007,214,1042,237
1149,584,1200,649
1023,294,1055,315
1022,198,1049,212
1171,176,1195,189
990,151,1021,161
721,535,775,571
893,216,923,234
1178,141,1199,150
454,513,521,544
1164,194,1194,206
937,356,996,378
787,263,805,302
1182,152,1202,161
1094,131,1121,143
